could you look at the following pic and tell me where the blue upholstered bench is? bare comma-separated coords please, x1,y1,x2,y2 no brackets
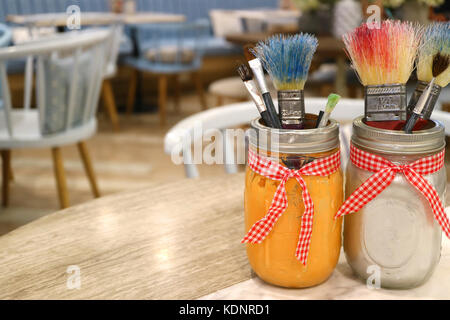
0,0,280,74
133,0,279,56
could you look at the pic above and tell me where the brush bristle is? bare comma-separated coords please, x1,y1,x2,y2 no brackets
343,20,422,86
432,52,450,78
253,33,318,90
237,64,253,82
244,44,256,62
417,22,450,87
325,94,341,113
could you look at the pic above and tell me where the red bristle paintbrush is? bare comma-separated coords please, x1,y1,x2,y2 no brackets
343,20,421,130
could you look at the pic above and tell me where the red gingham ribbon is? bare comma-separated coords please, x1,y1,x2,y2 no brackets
335,144,450,239
242,149,341,265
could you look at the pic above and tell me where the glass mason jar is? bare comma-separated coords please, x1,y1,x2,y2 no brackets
244,116,344,288
344,117,446,289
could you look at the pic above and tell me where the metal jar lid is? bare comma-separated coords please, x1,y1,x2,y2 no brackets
248,117,340,154
352,116,445,155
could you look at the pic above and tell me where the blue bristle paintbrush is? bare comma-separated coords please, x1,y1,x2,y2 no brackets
254,33,318,129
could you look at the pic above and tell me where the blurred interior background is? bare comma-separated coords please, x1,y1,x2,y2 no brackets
0,0,449,235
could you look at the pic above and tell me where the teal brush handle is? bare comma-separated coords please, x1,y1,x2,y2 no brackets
260,110,273,127
404,113,419,134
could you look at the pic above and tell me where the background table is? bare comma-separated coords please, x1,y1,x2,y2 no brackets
0,172,449,299
7,12,185,27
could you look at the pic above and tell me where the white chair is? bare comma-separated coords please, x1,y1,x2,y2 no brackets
0,24,11,48
20,24,124,132
0,23,12,112
432,110,450,135
164,98,364,178
0,29,110,209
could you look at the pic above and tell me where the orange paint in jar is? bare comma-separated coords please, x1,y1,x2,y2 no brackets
244,117,343,288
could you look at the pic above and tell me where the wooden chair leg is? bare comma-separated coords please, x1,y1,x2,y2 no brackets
192,72,207,110
6,150,13,181
126,69,138,115
173,75,181,113
51,147,69,209
101,79,120,131
158,75,168,125
9,162,13,181
1,150,11,207
216,95,224,107
77,142,100,198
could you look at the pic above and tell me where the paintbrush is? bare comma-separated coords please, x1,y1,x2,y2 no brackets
237,64,273,127
244,45,281,129
253,33,318,129
318,94,341,128
407,22,450,120
404,52,450,133
315,111,324,128
343,20,421,129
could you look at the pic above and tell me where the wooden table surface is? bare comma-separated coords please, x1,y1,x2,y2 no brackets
0,173,250,299
7,12,185,27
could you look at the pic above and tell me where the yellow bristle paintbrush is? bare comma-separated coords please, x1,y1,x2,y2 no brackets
407,22,450,120
404,52,450,133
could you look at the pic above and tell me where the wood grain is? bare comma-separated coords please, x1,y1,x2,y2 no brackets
0,173,251,299
1,150,11,207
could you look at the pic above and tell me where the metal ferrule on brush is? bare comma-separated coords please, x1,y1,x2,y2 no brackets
407,81,442,119
278,90,305,128
243,81,265,114
364,84,407,121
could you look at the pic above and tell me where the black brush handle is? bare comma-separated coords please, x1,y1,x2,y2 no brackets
260,110,273,128
262,92,281,129
404,113,419,134
315,111,324,128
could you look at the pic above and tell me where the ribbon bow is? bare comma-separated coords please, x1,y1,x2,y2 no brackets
242,149,341,265
335,144,450,239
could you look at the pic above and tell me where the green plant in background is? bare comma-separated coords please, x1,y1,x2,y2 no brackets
383,0,444,8
291,0,337,11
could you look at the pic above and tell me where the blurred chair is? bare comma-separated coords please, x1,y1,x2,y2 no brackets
0,23,11,110
208,75,276,107
164,98,364,178
0,29,110,209
0,23,11,183
0,24,11,47
308,63,363,98
208,77,249,107
101,23,124,131
125,20,209,125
